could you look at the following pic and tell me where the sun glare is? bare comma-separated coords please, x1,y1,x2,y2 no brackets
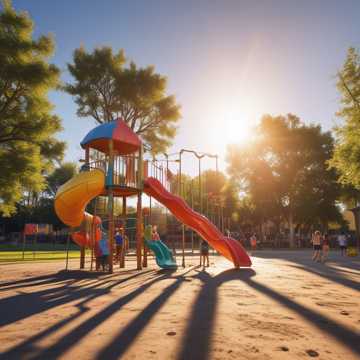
224,113,254,145
206,94,261,148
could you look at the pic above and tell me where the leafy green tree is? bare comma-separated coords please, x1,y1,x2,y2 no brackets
66,47,181,154
227,141,281,237
330,47,360,189
227,114,341,246
0,0,65,215
46,162,77,197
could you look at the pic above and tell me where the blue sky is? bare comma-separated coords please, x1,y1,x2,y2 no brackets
12,0,360,175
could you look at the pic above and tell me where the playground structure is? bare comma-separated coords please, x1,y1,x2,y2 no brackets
54,119,251,272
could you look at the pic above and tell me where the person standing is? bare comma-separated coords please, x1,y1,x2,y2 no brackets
250,233,257,255
321,233,330,262
98,232,110,271
200,240,210,267
312,230,322,262
337,231,347,256
114,228,124,263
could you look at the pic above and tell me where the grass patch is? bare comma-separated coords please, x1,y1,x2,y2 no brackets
0,249,92,263
0,242,90,263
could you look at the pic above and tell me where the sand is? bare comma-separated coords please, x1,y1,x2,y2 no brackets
0,250,359,360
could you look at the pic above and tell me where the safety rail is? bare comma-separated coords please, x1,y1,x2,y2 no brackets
88,154,139,188
144,160,171,191
87,156,172,191
88,159,107,172
113,154,139,188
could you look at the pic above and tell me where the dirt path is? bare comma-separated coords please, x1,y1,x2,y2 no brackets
0,250,359,360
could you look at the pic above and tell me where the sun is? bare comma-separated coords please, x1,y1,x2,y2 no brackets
204,97,260,153
222,108,257,145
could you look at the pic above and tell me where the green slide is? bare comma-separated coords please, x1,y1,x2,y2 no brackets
144,225,177,269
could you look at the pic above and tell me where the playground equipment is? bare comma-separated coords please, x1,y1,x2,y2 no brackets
54,118,251,272
144,225,177,269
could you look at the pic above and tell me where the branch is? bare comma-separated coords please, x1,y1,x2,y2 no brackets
0,83,25,117
339,72,360,110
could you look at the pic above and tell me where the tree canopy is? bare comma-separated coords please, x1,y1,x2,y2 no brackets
66,47,181,154
0,0,65,216
330,47,360,190
227,114,341,246
45,162,77,198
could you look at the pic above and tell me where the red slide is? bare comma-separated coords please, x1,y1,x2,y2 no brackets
144,177,252,268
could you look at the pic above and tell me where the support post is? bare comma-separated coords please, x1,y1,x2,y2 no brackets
22,232,26,260
80,246,85,269
80,146,90,270
198,156,202,213
182,224,185,267
191,179,194,253
108,140,115,273
65,232,70,271
136,145,144,270
120,196,126,268
122,196,126,218
85,147,90,165
136,191,143,270
143,196,151,268
90,197,97,271
179,151,185,267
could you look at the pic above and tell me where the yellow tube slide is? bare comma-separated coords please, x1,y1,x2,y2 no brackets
54,169,105,229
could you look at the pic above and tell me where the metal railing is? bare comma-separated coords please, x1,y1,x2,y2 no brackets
144,160,171,191
87,156,171,191
88,155,139,188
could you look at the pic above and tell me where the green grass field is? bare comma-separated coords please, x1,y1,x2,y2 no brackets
0,243,89,263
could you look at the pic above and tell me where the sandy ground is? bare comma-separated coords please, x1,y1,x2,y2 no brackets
0,250,359,360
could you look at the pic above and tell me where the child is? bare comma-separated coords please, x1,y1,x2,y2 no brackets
94,240,102,271
337,232,347,256
115,228,124,263
200,240,210,267
312,230,322,262
152,225,160,241
321,233,330,262
250,233,257,255
98,232,110,271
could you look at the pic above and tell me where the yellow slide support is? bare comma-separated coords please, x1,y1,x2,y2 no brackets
54,169,105,241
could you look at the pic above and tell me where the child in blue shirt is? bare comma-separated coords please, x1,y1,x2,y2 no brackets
98,232,110,271
115,228,123,263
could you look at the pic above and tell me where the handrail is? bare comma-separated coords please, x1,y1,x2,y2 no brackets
88,155,172,191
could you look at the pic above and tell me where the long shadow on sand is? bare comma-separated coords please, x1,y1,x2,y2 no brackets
0,269,156,328
2,261,359,360
177,268,251,360
0,269,157,359
254,251,360,292
1,267,186,360
29,268,184,360
94,266,195,360
244,276,360,355
177,266,359,360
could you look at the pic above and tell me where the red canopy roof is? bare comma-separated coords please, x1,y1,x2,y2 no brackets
81,119,142,155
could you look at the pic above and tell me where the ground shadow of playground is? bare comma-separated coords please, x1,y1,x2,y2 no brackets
177,266,360,360
1,264,359,360
0,269,158,328
0,267,179,360
253,250,360,292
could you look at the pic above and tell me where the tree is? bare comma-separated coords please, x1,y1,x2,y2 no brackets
330,47,360,190
46,162,77,197
0,0,65,215
66,47,181,154
227,141,281,237
227,114,341,246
